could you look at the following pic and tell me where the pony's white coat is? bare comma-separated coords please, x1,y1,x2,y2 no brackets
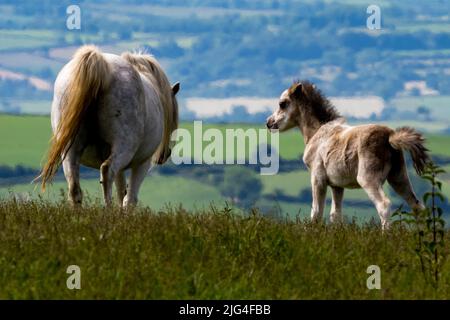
46,46,179,207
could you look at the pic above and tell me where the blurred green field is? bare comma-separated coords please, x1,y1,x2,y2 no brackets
3,100,52,115
0,52,62,73
0,175,225,212
260,169,371,201
2,114,450,167
0,114,304,167
395,23,450,34
0,29,58,51
0,29,102,52
1,114,449,222
1,168,381,222
86,3,282,18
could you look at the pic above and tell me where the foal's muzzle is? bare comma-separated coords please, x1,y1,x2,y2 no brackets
266,118,278,130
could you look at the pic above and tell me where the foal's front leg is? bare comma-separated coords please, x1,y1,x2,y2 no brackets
310,169,327,223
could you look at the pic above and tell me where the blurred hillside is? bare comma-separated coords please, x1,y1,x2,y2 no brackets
0,0,449,129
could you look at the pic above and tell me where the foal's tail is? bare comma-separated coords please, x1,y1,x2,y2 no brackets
39,45,111,190
389,126,430,175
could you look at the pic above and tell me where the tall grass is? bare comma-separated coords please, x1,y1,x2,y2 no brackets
393,163,448,288
0,200,449,299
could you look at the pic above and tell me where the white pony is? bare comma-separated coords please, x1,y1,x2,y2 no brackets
39,45,179,207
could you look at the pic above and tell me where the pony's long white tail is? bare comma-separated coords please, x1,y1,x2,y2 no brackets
39,45,111,190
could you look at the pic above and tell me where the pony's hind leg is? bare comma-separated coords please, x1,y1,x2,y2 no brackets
330,186,344,223
100,152,134,207
387,152,424,211
115,170,127,207
123,159,152,208
62,152,82,206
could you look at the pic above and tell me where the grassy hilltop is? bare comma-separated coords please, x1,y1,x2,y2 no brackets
1,200,450,299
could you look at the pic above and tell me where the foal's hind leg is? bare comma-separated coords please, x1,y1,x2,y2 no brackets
388,152,424,211
123,159,152,208
358,176,391,230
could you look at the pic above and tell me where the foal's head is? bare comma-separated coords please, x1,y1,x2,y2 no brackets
266,81,340,132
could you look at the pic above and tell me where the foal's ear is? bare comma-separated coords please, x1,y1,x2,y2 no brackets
290,83,303,98
172,82,180,95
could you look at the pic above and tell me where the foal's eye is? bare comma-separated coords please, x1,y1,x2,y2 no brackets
279,101,287,109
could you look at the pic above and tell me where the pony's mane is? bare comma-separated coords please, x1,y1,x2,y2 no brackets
122,51,178,163
289,80,341,124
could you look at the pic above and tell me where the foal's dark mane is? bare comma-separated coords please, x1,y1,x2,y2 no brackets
290,80,341,124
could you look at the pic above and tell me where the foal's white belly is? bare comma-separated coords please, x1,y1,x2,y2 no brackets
303,122,362,189
326,172,360,189
324,155,360,188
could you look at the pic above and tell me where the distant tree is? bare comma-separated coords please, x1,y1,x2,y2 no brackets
417,105,431,120
298,188,312,203
378,106,397,121
220,166,262,208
